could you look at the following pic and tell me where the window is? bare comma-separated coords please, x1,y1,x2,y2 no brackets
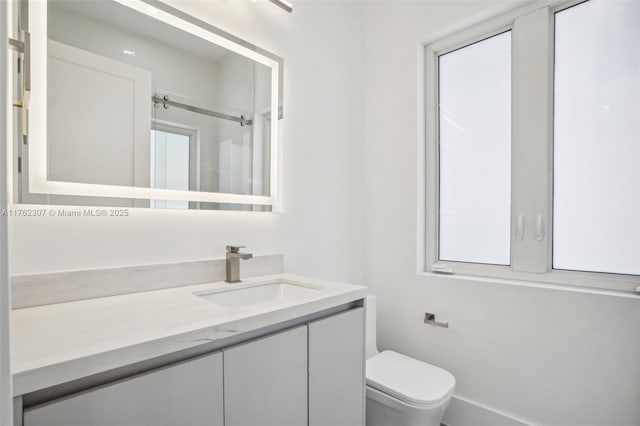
150,122,199,209
438,32,511,265
553,0,640,275
424,0,640,292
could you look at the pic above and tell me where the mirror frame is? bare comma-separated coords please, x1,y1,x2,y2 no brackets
24,0,282,207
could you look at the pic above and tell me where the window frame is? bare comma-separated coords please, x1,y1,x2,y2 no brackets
422,0,640,294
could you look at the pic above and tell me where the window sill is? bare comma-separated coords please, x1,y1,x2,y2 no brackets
417,270,640,300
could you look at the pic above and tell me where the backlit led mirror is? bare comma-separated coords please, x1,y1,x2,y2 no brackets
12,0,283,211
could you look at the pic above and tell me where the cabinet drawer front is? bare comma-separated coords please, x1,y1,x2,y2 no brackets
224,325,308,426
24,352,224,426
309,307,365,426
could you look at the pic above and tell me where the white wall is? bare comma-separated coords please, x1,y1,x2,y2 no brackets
362,2,640,425
1,1,13,423
9,0,366,287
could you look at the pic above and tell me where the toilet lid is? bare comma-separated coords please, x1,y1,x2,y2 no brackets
366,350,455,408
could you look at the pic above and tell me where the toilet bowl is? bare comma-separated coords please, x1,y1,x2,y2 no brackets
366,296,455,426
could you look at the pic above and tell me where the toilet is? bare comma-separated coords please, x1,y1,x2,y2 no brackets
366,296,455,426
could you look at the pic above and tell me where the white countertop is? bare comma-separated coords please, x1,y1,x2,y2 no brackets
11,273,367,396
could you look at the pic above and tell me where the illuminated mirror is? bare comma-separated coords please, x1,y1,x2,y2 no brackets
12,0,283,211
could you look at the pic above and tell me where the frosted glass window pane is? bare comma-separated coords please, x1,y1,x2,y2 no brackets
438,32,511,265
553,0,640,275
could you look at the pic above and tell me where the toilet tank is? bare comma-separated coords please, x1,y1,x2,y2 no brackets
366,296,378,358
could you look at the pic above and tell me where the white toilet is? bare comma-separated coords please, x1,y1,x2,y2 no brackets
366,296,455,426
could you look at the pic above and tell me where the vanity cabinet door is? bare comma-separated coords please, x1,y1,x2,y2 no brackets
23,352,224,426
224,325,308,426
308,307,365,426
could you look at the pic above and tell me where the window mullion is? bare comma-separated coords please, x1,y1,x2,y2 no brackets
424,45,439,271
510,7,553,273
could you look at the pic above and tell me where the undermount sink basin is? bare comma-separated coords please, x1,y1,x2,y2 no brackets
195,281,322,308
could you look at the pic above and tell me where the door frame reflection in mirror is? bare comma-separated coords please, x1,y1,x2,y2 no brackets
22,0,282,208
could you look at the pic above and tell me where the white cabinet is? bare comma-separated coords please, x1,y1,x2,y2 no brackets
21,307,365,426
23,352,224,426
308,308,365,426
223,325,308,426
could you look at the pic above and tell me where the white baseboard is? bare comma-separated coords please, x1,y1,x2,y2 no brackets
442,395,532,426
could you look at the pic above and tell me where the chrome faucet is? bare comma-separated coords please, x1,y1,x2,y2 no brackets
225,245,253,283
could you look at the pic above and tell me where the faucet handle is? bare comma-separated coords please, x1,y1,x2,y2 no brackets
226,245,246,253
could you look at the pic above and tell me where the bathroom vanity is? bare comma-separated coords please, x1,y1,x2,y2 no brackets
11,274,367,426
7,0,367,422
